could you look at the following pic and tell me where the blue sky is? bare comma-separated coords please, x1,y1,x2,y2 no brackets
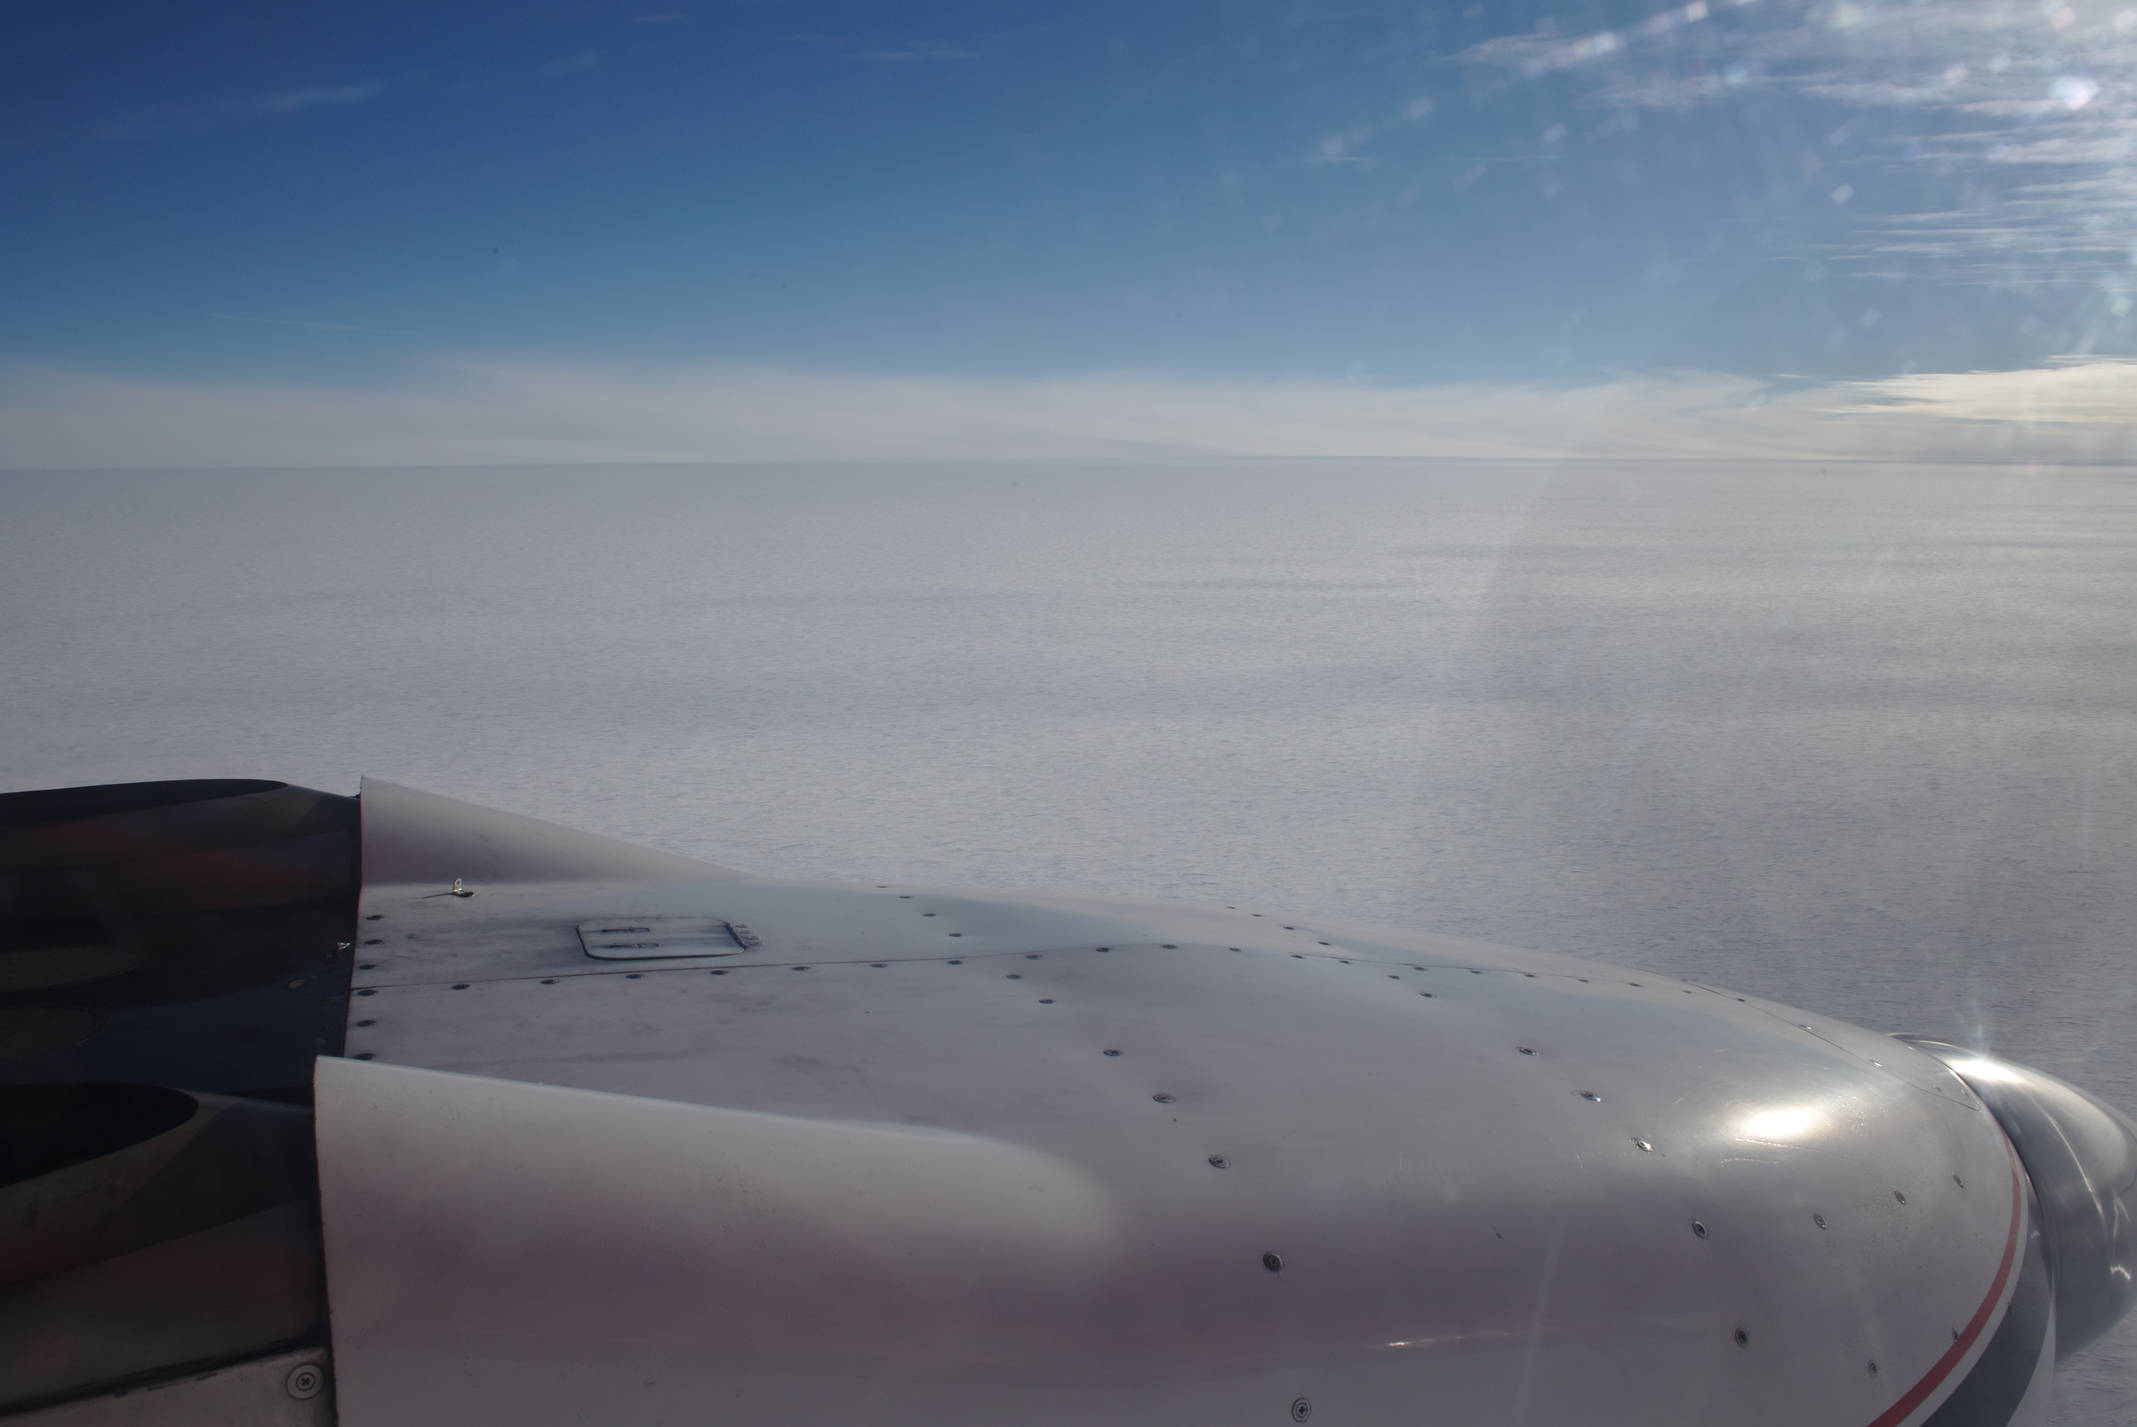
6,0,2137,463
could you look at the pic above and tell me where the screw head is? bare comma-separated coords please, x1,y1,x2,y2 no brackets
1894,1190,1908,1205
1813,1213,1828,1229
1209,1155,1230,1169
1263,1252,1284,1273
1734,1328,1749,1348
1632,1138,1654,1152
1153,1093,1175,1104
1691,1220,1709,1239
1291,1397,1313,1422
285,1362,326,1400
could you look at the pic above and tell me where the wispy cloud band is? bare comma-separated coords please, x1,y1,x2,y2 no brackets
3,359,2132,469
1458,0,2137,284
99,81,386,140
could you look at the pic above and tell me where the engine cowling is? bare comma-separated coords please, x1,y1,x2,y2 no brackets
1899,1037,2137,1360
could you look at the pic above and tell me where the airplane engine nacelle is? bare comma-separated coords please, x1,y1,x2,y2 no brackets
1900,1038,2137,1360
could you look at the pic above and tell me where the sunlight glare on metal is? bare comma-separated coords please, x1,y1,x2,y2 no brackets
1737,1103,1832,1145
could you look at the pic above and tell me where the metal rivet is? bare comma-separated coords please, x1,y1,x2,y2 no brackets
1470,968,1485,975
1026,953,1042,960
1229,946,1242,952
542,978,557,985
1096,946,1111,952
1420,991,1435,998
285,1363,326,1400
1209,1155,1229,1168
1629,981,1643,988
358,962,375,970
1291,1397,1312,1422
1338,959,1350,965
1104,1049,1122,1056
1389,974,1401,980
354,1052,375,1060
899,894,911,899
948,932,963,937
1282,925,1295,930
1162,943,1177,949
1039,998,1054,1004
1291,954,1305,959
871,962,887,968
1007,973,1022,979
1263,1252,1284,1273
355,1019,376,1028
794,965,810,971
1692,1221,1709,1239
1319,941,1332,947
948,959,962,965
1153,1093,1175,1103
710,969,728,976
1518,1046,1536,1055
356,988,376,997
364,914,382,921
626,972,642,979
1579,1090,1602,1102
923,912,936,917
1894,1190,1908,1205
451,982,469,990
1734,1328,1749,1347
1633,1138,1653,1152
1813,1213,1827,1229
363,939,382,945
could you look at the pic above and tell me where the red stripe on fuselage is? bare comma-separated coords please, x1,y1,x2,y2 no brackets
1863,1146,2026,1427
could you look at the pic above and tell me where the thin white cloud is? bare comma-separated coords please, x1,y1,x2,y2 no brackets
857,45,982,62
539,51,604,77
99,81,385,140
2,358,2131,469
211,313,420,338
1457,0,2137,280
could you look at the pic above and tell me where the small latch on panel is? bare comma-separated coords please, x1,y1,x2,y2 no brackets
576,917,757,960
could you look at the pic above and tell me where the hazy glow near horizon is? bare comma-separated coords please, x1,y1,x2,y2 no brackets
5,0,2136,464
